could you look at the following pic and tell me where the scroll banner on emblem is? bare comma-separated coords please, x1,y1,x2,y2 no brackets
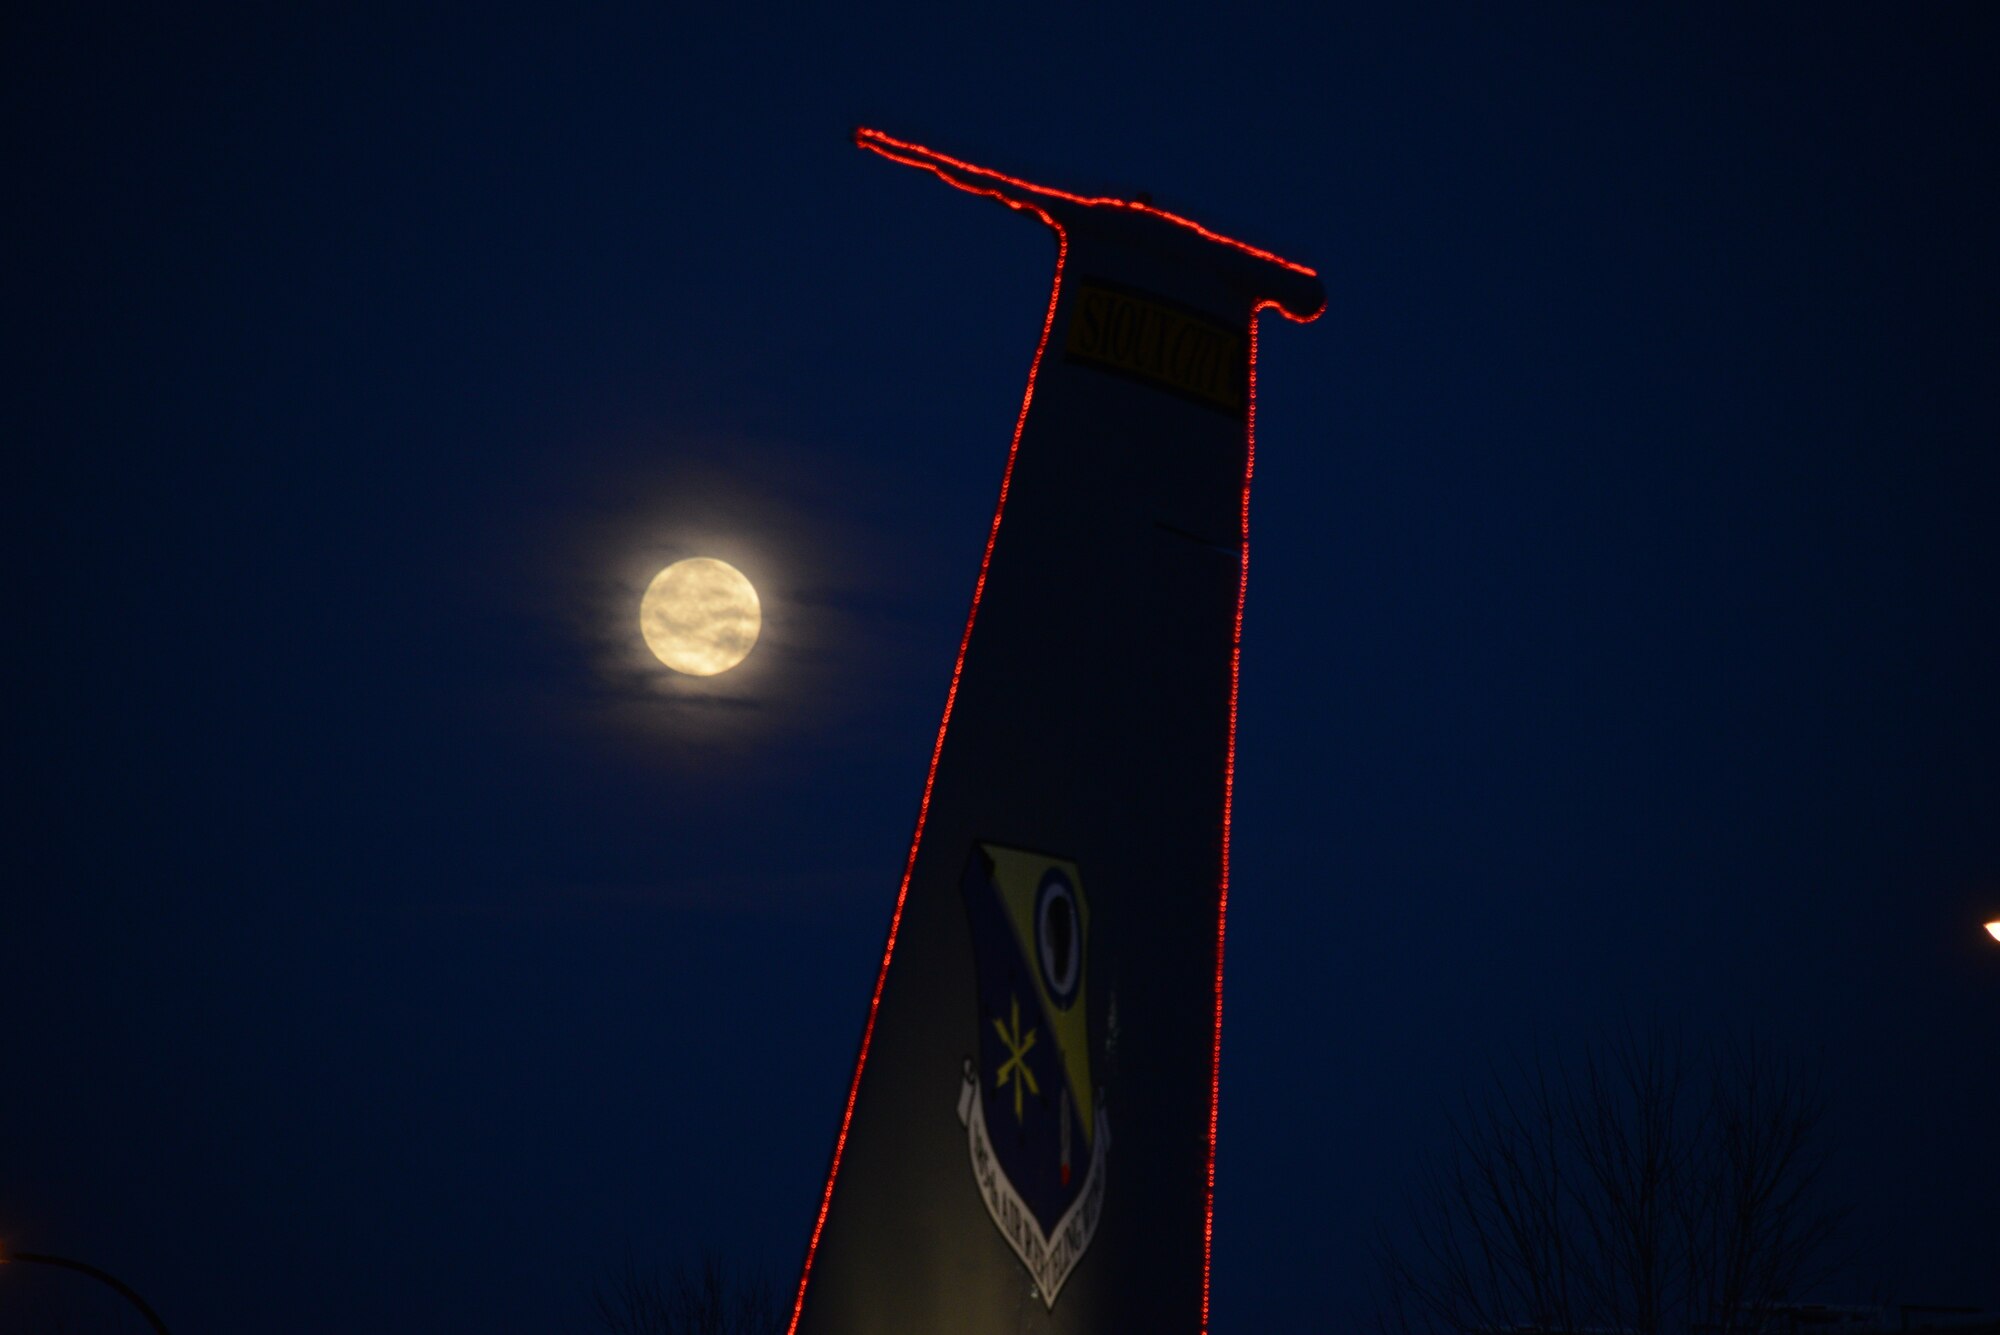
789,131,1323,1335
958,1061,1110,1309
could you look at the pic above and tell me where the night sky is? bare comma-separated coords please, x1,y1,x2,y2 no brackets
9,5,1997,1332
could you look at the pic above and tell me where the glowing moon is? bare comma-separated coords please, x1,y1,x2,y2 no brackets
1986,921,2000,944
640,558,761,676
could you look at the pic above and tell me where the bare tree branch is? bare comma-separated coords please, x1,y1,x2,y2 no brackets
586,1253,780,1335
1375,1028,1842,1335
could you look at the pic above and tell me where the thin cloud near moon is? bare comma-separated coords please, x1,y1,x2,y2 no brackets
501,431,973,770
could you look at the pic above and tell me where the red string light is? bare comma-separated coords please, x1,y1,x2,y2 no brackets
1202,297,1289,1334
784,175,1068,1335
794,135,1320,1335
855,128,1321,299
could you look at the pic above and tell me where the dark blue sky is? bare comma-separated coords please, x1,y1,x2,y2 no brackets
9,5,1997,1331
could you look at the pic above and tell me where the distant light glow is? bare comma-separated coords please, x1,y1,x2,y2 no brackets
640,557,760,675
1985,921,2000,943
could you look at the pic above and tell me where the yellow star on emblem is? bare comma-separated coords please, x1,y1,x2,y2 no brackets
992,994,1040,1122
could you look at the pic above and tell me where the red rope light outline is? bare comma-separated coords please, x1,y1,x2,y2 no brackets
785,164,1067,1335
1202,297,1290,1334
790,135,1319,1335
855,127,1324,312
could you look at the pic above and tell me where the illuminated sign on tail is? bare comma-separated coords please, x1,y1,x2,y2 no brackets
790,129,1324,1335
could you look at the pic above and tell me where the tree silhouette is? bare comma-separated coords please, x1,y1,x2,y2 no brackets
585,1254,780,1335
1376,1030,1844,1335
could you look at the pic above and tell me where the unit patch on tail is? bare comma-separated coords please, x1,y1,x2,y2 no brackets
957,843,1110,1308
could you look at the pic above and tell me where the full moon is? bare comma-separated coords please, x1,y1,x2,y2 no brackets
640,557,761,676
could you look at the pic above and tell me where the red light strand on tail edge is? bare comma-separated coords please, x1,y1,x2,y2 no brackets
856,127,1319,284
1204,298,1285,1334
784,187,1068,1335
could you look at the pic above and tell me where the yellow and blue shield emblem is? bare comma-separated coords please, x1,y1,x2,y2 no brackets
956,842,1108,1307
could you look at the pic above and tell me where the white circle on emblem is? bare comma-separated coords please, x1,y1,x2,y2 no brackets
1036,868,1081,1010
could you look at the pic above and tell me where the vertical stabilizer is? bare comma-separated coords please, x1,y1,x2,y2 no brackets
790,129,1325,1335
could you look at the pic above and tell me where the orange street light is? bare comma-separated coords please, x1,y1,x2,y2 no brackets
0,1249,171,1334
1985,920,2000,944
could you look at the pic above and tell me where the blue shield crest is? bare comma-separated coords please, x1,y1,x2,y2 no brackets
957,842,1109,1307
